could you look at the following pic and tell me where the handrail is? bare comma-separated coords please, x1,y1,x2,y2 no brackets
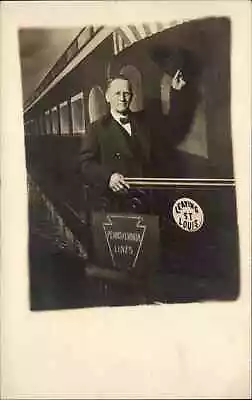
124,178,235,187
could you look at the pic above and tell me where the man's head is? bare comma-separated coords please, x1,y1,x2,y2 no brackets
105,75,133,115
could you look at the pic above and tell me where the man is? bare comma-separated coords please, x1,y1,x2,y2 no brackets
79,75,151,194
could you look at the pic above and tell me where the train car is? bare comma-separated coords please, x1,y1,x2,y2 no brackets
22,17,239,309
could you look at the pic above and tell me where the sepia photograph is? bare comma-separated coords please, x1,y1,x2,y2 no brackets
19,18,239,311
1,2,251,399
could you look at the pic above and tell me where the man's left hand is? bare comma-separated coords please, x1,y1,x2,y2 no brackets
109,173,130,193
172,69,186,91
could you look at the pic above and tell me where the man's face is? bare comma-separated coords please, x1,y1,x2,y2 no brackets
106,78,132,115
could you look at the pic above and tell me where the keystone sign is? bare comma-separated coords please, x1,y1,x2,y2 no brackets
91,212,160,275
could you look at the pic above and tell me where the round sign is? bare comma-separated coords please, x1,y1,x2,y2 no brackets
172,197,204,232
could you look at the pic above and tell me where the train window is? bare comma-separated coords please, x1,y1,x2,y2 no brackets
45,110,51,135
120,65,143,112
59,101,70,135
30,120,36,135
88,86,107,123
24,120,31,135
51,106,59,135
32,120,36,135
160,73,172,115
71,92,86,135
34,119,40,136
39,114,44,135
29,121,32,135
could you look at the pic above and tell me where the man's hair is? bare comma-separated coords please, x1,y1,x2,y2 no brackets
106,74,133,93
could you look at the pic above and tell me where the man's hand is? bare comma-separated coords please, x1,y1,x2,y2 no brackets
109,173,130,193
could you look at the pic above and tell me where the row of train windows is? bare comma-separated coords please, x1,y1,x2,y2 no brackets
25,92,87,136
24,68,174,136
24,85,113,136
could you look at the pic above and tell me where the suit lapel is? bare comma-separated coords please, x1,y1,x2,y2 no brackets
100,113,150,161
129,112,150,160
101,115,133,158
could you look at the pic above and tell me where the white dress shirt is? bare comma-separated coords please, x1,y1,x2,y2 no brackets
111,111,132,136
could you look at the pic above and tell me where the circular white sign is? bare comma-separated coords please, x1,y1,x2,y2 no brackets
172,197,204,232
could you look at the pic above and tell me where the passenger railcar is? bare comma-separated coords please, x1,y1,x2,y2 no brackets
23,17,239,306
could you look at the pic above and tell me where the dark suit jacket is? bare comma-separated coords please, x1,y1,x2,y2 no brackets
79,111,151,192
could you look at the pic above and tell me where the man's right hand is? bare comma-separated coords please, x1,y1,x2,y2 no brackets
109,173,130,193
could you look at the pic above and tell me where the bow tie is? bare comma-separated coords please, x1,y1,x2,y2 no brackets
119,116,130,125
